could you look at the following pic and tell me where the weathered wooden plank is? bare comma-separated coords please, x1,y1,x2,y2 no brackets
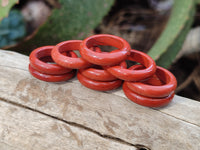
0,50,200,150
0,100,136,150
1,50,199,126
112,89,200,126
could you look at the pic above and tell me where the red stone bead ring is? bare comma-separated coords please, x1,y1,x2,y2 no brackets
29,34,177,107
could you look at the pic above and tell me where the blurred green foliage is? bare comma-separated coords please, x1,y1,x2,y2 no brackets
0,10,26,48
195,0,200,4
148,0,195,68
0,0,18,20
11,0,114,54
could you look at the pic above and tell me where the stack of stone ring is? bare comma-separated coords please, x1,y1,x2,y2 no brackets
29,34,177,107
29,46,77,82
122,65,177,107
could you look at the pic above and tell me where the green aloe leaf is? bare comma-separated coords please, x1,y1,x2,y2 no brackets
195,0,200,4
0,0,18,21
148,0,195,68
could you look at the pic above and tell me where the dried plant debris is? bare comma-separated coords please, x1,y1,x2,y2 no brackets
170,53,200,101
95,0,200,101
95,0,171,52
21,0,51,34
176,27,200,60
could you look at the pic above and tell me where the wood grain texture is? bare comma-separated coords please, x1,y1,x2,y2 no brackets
0,50,200,150
0,100,136,150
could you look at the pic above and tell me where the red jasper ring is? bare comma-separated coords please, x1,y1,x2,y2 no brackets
79,61,127,81
126,65,163,85
105,49,156,81
125,65,177,98
123,82,175,107
77,72,122,91
29,64,76,82
51,40,91,69
79,34,131,66
29,46,75,75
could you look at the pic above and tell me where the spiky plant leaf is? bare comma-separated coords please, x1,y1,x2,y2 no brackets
148,0,195,68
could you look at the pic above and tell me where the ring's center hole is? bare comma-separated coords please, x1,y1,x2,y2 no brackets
92,65,103,70
131,66,165,86
41,52,72,64
61,50,81,57
142,75,165,86
97,45,117,52
40,56,55,64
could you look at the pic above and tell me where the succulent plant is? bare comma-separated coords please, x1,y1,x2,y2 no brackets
0,10,26,48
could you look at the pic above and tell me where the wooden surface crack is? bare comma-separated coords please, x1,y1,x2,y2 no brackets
153,108,200,127
0,63,199,127
0,96,150,150
0,50,200,149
